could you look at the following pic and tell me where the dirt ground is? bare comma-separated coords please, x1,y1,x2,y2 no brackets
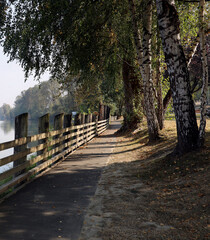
80,120,210,240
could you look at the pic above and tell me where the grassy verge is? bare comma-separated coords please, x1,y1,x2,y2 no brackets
0,176,13,199
134,120,210,239
165,112,206,120
0,176,12,187
100,120,209,240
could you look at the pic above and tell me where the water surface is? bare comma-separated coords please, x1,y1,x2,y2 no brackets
0,120,40,173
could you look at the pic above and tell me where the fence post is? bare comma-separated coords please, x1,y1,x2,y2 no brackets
104,105,107,120
99,104,104,121
63,114,72,152
85,114,89,123
95,115,99,136
85,114,90,143
107,107,111,124
74,113,81,125
38,113,50,164
80,114,85,145
81,114,85,124
84,114,88,142
104,105,108,129
92,114,96,136
88,113,93,139
14,113,28,177
89,113,93,123
53,113,64,157
74,113,81,149
64,114,72,128
54,113,64,130
92,114,96,122
88,114,92,140
106,106,109,119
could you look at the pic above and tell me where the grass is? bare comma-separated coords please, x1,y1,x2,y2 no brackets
0,176,12,187
133,121,210,239
135,120,210,239
165,112,205,120
0,176,13,199
99,119,210,240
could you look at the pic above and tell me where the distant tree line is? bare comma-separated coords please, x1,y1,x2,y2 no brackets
0,80,78,120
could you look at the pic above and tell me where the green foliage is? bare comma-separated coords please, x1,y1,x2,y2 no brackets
0,0,6,28
0,0,136,118
0,176,12,187
176,2,199,47
1,0,204,128
0,0,118,79
0,80,78,120
193,88,202,102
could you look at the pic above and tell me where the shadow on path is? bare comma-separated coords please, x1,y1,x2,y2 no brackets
0,121,121,240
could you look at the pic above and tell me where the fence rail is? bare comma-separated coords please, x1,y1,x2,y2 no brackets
0,108,110,201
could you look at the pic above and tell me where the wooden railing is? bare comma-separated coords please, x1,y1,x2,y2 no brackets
0,112,110,201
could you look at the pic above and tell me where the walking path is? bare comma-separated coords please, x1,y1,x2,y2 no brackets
0,120,121,240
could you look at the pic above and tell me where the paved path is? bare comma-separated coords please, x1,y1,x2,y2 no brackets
0,120,121,240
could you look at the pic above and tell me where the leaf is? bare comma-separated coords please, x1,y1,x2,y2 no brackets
198,193,205,198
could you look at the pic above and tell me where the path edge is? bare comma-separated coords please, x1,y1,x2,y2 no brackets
78,135,117,240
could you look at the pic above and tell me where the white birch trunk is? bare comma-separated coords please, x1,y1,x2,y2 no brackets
198,0,209,146
163,37,200,114
156,38,164,130
187,35,200,67
156,0,199,154
128,0,159,140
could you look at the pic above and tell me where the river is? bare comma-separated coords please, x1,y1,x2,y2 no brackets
0,120,39,173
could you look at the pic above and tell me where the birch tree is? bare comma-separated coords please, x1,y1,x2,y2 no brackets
155,36,164,129
156,0,199,154
160,1,206,121
198,0,209,146
128,0,160,140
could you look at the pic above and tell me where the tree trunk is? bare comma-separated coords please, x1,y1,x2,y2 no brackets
128,0,159,140
156,0,199,154
155,36,164,130
198,0,209,146
122,60,143,130
142,0,160,139
162,28,202,115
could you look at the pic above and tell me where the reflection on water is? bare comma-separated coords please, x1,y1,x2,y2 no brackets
0,120,14,135
0,121,15,173
0,120,41,143
0,120,49,173
0,121,14,143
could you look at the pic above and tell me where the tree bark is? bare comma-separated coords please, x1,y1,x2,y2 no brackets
156,0,199,154
128,0,159,140
162,35,200,115
198,0,209,146
155,36,164,130
162,26,204,115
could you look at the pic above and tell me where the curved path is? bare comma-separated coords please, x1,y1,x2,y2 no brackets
0,120,121,240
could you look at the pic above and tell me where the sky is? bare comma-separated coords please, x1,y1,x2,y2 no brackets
0,47,49,107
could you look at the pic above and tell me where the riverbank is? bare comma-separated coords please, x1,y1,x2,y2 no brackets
80,120,210,240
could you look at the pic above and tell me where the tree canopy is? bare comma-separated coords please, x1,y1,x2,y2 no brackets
0,0,209,154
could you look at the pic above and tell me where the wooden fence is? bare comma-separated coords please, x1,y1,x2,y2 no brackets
0,108,110,201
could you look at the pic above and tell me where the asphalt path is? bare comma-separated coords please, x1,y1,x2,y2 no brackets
0,120,121,240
